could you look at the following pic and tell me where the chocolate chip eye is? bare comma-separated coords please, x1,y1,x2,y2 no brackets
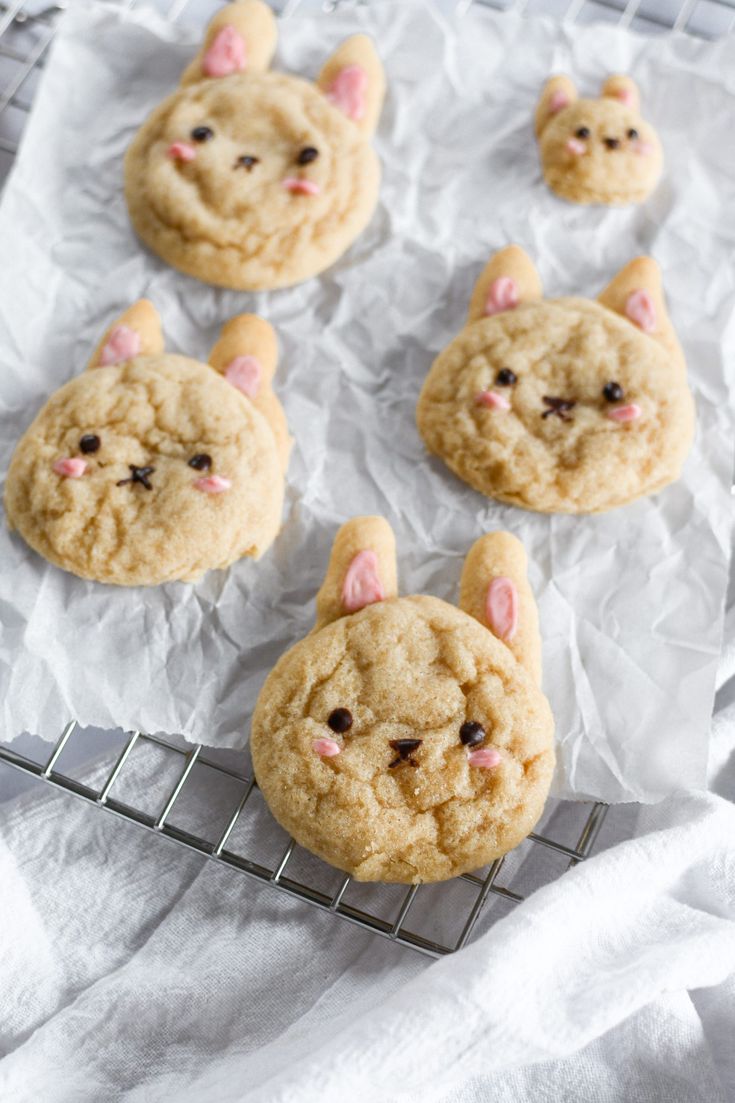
297,146,319,165
459,721,485,747
575,126,591,139
79,434,100,454
237,155,260,171
603,382,624,403
328,708,353,733
627,128,639,140
496,368,517,386
188,454,212,471
191,126,214,142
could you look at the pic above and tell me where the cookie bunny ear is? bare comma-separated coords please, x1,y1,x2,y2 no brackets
459,532,542,686
535,75,578,138
180,0,277,85
467,245,543,326
314,517,398,631
597,257,684,365
208,314,291,472
87,300,163,371
316,35,385,136
601,75,640,112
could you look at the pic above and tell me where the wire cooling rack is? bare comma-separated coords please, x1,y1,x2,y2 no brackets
0,0,731,957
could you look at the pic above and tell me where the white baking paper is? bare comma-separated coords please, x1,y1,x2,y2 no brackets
0,0,733,803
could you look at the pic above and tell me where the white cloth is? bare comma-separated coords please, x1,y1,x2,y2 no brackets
0,618,734,1101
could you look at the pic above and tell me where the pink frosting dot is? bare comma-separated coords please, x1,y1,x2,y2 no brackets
282,177,320,196
225,355,262,398
476,390,510,411
327,64,368,121
468,747,501,769
313,737,341,758
202,24,247,78
633,140,654,157
194,475,232,494
608,403,642,423
99,325,141,367
566,137,586,155
53,457,87,479
167,142,197,163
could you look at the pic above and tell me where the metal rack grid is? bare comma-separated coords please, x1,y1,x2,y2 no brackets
0,0,730,956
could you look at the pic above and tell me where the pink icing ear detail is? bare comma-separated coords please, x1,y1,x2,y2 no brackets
625,290,657,333
167,142,196,162
484,277,519,318
485,577,518,642
608,403,642,423
476,390,510,411
202,25,246,78
548,90,570,114
313,737,341,758
327,65,368,121
566,137,586,155
225,355,262,398
99,325,141,367
194,475,232,494
468,747,501,769
53,457,87,479
614,88,634,106
342,550,384,613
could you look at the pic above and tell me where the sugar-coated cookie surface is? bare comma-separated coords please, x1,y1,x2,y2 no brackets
125,0,384,290
417,246,695,514
535,75,663,205
251,517,555,884
5,302,290,586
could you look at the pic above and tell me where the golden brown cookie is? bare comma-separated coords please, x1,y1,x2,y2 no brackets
251,517,555,884
417,246,695,514
125,0,385,290
535,75,663,205
5,302,290,585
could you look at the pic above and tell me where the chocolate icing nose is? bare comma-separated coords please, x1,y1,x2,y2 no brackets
388,738,423,769
116,464,155,490
541,396,576,422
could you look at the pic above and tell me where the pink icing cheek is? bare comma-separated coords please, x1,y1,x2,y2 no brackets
282,177,320,197
468,747,501,769
99,325,141,367
566,137,586,156
476,390,510,411
167,142,197,163
633,140,655,157
327,64,368,121
202,25,247,78
608,403,642,423
313,737,341,758
194,475,232,494
53,457,87,479
625,289,657,333
225,355,261,398
484,276,519,318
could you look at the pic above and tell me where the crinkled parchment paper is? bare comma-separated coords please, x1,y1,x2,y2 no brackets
0,0,733,802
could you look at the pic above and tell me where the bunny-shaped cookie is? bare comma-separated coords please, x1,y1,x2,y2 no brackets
125,0,385,290
5,302,290,585
417,246,695,514
535,75,663,205
251,517,555,883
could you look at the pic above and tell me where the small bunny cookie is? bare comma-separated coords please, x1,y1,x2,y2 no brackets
535,75,663,205
251,517,555,884
417,246,695,514
125,0,385,290
5,302,290,585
